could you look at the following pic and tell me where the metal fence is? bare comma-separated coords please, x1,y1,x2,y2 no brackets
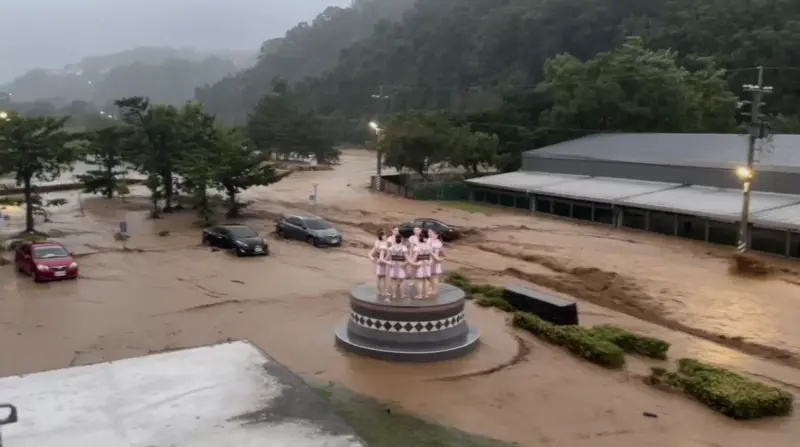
410,182,468,201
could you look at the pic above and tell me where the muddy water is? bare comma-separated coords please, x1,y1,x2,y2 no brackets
1,149,800,446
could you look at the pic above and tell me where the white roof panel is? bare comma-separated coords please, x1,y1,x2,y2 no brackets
752,203,800,230
620,185,800,222
466,171,588,192
534,177,681,202
0,341,366,447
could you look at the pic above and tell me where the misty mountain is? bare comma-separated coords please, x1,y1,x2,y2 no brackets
196,0,417,123
2,47,256,105
0,0,351,82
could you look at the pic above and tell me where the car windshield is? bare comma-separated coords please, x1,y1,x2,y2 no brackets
227,226,257,238
33,246,69,259
304,219,331,230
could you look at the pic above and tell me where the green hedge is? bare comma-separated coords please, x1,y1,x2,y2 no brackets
590,324,670,360
513,312,626,368
450,273,792,420
649,359,793,419
447,273,670,361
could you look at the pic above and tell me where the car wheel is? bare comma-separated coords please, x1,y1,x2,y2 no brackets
32,272,41,283
307,236,316,247
202,235,209,246
276,227,284,238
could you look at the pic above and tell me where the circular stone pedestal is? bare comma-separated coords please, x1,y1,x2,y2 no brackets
334,283,480,362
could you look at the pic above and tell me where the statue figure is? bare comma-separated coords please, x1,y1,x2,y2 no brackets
387,234,408,299
368,230,388,296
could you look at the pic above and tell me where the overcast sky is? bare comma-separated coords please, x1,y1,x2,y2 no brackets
0,0,350,82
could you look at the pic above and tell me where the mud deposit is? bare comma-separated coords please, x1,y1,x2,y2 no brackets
1,149,799,446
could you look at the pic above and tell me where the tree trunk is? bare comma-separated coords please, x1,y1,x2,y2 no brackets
162,170,173,212
23,174,35,233
150,196,160,219
226,187,238,218
104,164,114,198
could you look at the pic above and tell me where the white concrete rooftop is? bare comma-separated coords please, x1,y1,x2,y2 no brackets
0,341,366,446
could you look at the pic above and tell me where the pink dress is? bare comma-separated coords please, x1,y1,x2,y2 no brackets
430,239,443,275
413,245,432,279
388,245,407,279
373,240,388,276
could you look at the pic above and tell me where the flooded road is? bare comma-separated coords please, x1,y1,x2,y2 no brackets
1,149,799,446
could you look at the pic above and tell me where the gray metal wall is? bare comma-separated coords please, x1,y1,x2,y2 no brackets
522,156,800,195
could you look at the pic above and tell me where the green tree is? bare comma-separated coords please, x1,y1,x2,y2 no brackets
76,126,130,198
0,112,79,232
215,129,286,217
246,79,340,163
379,112,453,176
175,103,221,224
115,96,183,215
447,127,500,174
536,37,738,134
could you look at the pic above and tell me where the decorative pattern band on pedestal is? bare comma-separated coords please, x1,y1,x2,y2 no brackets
334,284,480,362
349,311,465,333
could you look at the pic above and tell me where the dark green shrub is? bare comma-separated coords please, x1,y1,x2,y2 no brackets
648,359,793,419
445,272,471,290
590,324,670,359
467,283,503,298
513,313,625,369
475,295,515,312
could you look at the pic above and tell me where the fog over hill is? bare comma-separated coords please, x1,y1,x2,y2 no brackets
0,0,351,82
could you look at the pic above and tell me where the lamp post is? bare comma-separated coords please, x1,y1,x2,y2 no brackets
369,120,383,176
736,66,772,253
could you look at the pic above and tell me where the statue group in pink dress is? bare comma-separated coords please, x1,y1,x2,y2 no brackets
367,225,445,299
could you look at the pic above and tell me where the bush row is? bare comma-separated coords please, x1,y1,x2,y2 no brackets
649,359,793,419
447,273,793,420
513,312,626,368
446,273,669,360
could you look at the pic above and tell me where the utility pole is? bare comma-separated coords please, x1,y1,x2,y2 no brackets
371,86,390,176
737,66,772,253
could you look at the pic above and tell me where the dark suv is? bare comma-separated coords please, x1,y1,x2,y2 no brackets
276,215,342,247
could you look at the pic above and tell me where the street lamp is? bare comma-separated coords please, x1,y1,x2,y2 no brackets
735,166,753,180
0,111,8,120
368,121,383,178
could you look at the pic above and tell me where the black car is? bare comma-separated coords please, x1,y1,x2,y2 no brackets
276,215,342,247
202,224,269,256
397,218,459,242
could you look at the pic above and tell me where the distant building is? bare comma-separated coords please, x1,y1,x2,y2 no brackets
466,133,800,258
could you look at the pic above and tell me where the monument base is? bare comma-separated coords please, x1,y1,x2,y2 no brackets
334,283,481,362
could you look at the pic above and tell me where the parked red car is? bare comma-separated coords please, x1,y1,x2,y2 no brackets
14,241,79,282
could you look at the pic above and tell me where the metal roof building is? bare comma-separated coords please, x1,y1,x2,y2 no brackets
465,133,800,258
522,133,800,194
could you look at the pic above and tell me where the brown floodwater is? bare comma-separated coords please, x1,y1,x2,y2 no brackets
1,149,799,446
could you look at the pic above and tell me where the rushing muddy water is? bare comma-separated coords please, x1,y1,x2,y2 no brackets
1,149,799,446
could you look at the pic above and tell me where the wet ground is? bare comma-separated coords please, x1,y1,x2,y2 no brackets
1,149,799,446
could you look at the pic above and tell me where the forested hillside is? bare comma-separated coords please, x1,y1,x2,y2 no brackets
198,0,800,140
195,0,418,123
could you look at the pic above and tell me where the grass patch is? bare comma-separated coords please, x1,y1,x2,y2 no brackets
441,201,492,214
648,359,793,419
315,383,516,447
